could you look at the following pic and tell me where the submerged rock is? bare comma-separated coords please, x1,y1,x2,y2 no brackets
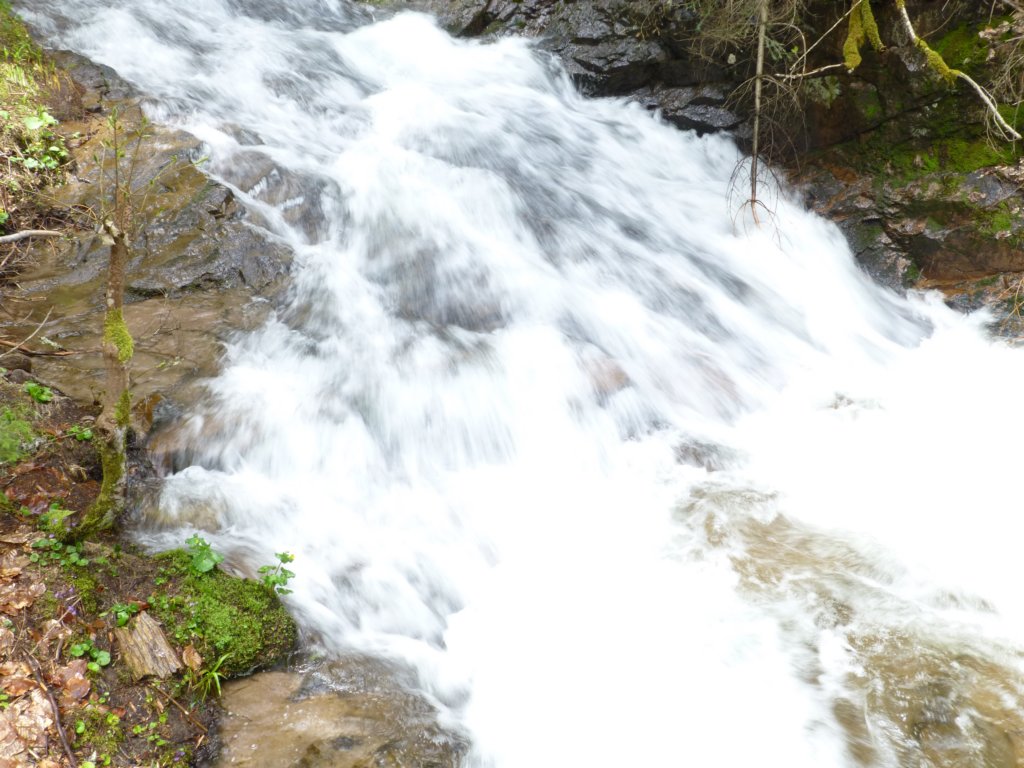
217,663,466,767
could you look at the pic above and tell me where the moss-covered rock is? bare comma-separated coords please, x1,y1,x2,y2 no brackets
151,550,297,678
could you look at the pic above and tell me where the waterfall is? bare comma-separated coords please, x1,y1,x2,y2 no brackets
18,1,1024,765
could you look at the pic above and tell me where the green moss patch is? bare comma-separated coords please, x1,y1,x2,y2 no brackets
151,550,297,678
0,405,36,463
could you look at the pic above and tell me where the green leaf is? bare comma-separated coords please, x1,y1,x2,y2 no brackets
22,115,44,131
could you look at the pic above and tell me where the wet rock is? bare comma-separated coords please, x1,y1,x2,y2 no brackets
373,0,721,106
10,97,291,405
216,664,465,768
796,159,1024,302
49,50,138,105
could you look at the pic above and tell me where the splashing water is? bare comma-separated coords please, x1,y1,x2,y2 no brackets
18,1,1024,765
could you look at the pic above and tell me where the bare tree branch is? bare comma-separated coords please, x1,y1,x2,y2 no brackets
0,229,62,244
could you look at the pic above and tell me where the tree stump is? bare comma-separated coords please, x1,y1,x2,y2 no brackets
114,612,182,680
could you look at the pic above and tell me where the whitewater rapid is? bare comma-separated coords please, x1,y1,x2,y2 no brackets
17,1,1024,765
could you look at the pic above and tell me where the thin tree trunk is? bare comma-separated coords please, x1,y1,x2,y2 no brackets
82,221,132,534
749,0,769,224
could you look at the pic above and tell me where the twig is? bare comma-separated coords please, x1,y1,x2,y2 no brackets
22,653,77,768
0,230,62,244
0,337,76,357
775,62,846,80
150,685,208,733
787,3,859,76
0,306,54,360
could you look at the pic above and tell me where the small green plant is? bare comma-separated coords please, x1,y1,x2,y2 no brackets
38,500,75,534
186,534,224,574
10,109,68,171
68,639,112,672
258,551,295,595
131,713,168,747
23,380,52,403
31,535,89,566
100,601,139,627
67,424,94,441
188,652,231,701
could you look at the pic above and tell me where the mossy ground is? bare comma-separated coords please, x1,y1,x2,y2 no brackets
0,371,297,766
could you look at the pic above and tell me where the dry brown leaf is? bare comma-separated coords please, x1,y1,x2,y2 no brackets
0,626,14,658
0,662,35,697
0,716,23,764
54,659,91,703
0,580,45,615
0,530,34,545
182,643,202,672
0,551,29,574
0,688,53,759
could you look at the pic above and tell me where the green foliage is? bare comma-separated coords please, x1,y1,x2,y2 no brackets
67,424,94,441
9,109,67,171
31,536,90,567
100,601,139,627
23,380,52,403
258,551,295,595
0,406,35,463
131,710,169,748
72,705,125,759
185,534,224,574
0,1,44,66
69,638,112,672
37,500,77,536
805,75,842,108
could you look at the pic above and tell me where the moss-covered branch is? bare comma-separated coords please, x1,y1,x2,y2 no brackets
843,1,885,71
894,0,1021,140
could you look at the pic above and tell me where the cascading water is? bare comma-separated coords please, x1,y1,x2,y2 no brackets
16,1,1024,765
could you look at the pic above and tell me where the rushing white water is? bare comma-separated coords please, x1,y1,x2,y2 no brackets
19,1,1024,765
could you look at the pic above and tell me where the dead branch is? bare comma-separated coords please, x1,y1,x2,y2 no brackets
0,306,54,359
775,62,846,80
0,338,76,357
0,230,62,244
23,653,77,768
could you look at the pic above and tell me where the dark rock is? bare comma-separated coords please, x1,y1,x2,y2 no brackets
2,354,32,374
5,369,33,385
49,50,138,105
